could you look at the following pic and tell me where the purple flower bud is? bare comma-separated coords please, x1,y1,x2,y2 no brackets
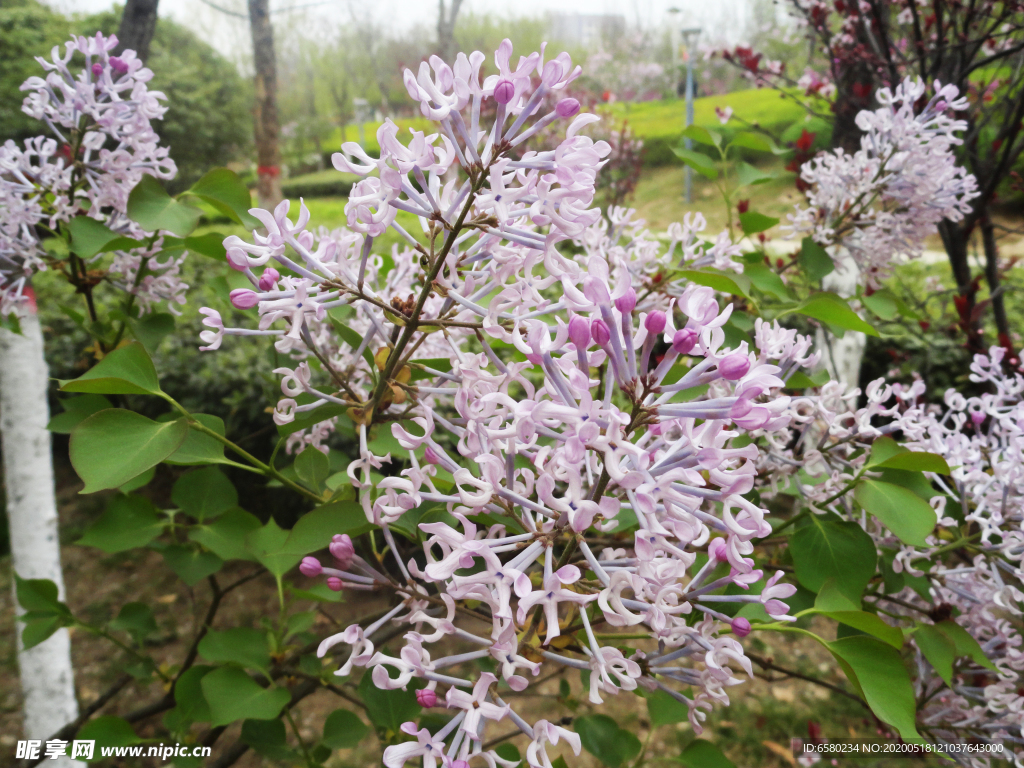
91,63,104,76
971,410,985,426
299,556,323,577
258,267,280,291
416,688,437,707
708,538,729,562
672,329,698,355
330,533,355,568
614,288,637,315
229,289,259,310
719,353,751,380
591,318,611,346
424,445,441,465
452,762,470,768
109,56,129,74
326,576,344,592
644,311,667,335
731,617,751,638
556,98,581,118
494,79,515,105
568,315,591,348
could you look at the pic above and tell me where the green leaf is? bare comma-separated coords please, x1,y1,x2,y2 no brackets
201,667,290,727
861,290,899,321
241,719,296,760
164,666,214,731
186,168,259,229
163,232,229,261
77,716,140,754
109,602,157,642
495,744,522,763
682,124,722,148
813,579,860,612
672,147,719,180
914,623,956,686
127,312,175,354
246,518,302,577
295,447,330,492
678,269,750,298
127,175,202,237
799,237,834,282
288,583,344,604
745,264,790,301
327,309,375,368
729,131,785,154
575,714,643,768
874,453,951,474
828,636,920,741
677,740,736,768
646,688,690,726
199,627,271,671
854,479,937,547
189,508,262,562
165,413,231,466
14,575,70,616
70,410,188,493
933,620,998,673
284,502,372,557
47,395,114,434
794,292,879,337
77,495,165,552
322,709,370,749
60,342,162,395
785,369,830,389
358,672,422,732
820,610,903,649
735,161,776,187
789,514,876,603
738,211,779,236
162,545,223,586
172,467,238,521
118,466,155,493
21,615,67,649
67,216,138,258
866,436,905,467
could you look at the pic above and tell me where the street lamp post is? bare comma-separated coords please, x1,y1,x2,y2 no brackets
680,26,701,203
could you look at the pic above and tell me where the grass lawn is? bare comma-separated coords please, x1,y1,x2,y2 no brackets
605,88,807,139
315,88,809,156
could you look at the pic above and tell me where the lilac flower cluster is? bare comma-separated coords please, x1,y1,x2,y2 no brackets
209,40,828,767
786,78,979,287
0,32,183,317
759,348,1024,762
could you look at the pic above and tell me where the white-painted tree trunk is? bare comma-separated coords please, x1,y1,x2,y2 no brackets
817,250,867,388
0,306,81,766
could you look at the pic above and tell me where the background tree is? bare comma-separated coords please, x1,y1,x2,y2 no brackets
248,0,283,208
725,0,1024,360
112,0,159,61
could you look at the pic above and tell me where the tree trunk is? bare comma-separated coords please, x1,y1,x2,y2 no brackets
981,216,1013,360
1,303,81,767
436,0,464,61
248,0,283,210
113,0,160,62
938,219,985,354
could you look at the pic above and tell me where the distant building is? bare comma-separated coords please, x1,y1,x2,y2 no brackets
547,13,625,48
